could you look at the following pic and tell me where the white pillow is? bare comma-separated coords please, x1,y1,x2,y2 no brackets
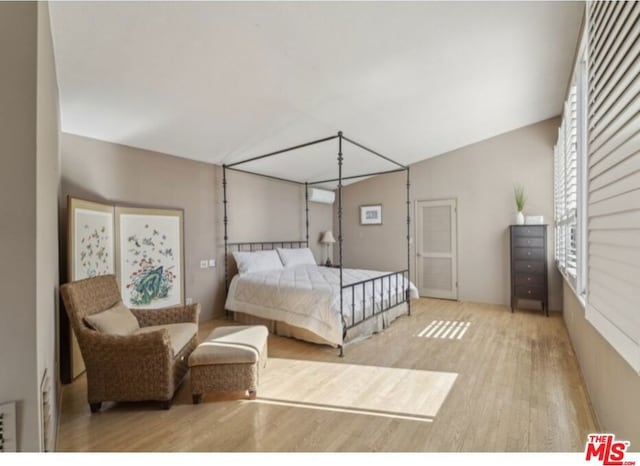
84,302,140,335
233,250,283,275
277,248,316,268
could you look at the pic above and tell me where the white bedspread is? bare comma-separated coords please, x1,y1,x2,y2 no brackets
225,265,419,345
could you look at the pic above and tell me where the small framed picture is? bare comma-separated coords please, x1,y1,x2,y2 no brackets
360,204,382,225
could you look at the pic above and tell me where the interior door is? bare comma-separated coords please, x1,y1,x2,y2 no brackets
416,199,458,299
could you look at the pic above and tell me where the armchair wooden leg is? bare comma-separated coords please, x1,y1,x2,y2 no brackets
89,402,101,413
192,394,203,405
248,390,257,400
160,400,172,410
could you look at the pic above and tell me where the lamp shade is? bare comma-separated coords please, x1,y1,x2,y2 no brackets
320,231,336,244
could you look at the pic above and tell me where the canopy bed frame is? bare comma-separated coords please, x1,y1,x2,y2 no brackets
222,131,412,356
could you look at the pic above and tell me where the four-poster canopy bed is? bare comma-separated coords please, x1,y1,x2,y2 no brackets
222,131,418,356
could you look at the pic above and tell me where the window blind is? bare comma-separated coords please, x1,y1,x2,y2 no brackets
554,86,579,283
554,142,565,264
586,0,640,373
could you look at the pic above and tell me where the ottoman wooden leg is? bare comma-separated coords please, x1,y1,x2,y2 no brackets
248,390,257,400
192,394,203,404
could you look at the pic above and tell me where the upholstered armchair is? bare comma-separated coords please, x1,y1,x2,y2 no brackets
60,275,200,412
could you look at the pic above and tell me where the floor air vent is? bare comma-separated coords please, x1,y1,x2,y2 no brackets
0,401,16,452
41,371,53,452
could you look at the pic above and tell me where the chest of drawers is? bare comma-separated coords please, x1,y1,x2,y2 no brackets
509,225,548,316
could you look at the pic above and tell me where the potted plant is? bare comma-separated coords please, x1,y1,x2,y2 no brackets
514,185,525,225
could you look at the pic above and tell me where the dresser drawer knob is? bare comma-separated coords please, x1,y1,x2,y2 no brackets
528,252,531,256
528,265,531,268
528,277,531,281
528,290,532,294
527,240,531,244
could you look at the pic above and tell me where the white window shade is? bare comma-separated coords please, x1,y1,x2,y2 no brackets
586,1,640,373
554,86,578,282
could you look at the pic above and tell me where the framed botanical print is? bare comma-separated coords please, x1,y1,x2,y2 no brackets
67,196,116,380
360,204,383,225
68,197,115,280
115,206,184,309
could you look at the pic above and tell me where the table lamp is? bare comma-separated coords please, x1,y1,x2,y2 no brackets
320,231,336,266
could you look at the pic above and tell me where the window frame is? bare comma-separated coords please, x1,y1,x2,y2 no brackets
554,29,588,301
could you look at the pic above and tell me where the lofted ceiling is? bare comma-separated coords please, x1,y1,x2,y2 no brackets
49,1,583,184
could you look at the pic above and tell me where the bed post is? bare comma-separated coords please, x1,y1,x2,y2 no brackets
406,166,411,316
305,182,310,248
223,164,229,317
338,131,345,357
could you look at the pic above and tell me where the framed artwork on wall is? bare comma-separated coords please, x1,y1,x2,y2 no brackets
66,196,116,381
115,206,184,309
360,204,383,225
68,197,115,281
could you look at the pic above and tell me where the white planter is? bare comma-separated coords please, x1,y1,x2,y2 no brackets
516,211,525,225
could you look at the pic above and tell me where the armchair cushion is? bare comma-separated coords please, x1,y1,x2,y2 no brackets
135,323,197,356
84,302,140,335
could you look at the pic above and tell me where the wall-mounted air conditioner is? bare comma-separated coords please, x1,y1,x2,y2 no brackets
308,188,335,204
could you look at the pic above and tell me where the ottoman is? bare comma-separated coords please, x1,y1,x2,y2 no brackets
189,325,268,403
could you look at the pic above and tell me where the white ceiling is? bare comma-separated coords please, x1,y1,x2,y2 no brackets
49,1,583,184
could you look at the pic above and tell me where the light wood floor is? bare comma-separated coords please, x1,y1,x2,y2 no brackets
56,299,597,452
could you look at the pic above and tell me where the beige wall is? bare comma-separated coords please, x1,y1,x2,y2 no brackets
0,2,60,451
221,169,333,264
36,1,61,452
339,118,562,309
563,281,640,446
0,2,39,451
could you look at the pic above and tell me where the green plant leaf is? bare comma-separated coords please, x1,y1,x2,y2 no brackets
514,185,526,211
